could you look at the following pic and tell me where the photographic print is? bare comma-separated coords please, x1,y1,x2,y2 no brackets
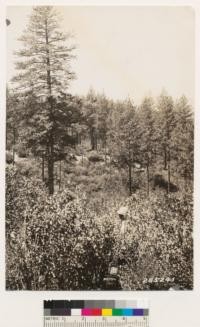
6,5,194,290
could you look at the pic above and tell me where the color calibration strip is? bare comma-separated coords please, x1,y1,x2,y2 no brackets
44,300,149,316
44,308,148,316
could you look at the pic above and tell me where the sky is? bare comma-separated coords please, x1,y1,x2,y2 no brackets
6,5,195,106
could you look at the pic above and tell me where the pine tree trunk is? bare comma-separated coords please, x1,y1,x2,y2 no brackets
109,151,112,177
104,146,107,164
47,131,54,195
128,138,132,196
77,132,81,145
45,19,54,195
102,135,107,149
12,128,15,165
147,161,150,197
164,146,167,170
42,153,45,182
59,160,62,190
184,168,188,192
95,134,98,151
129,164,132,196
167,150,171,194
48,157,54,195
91,128,95,150
154,146,157,159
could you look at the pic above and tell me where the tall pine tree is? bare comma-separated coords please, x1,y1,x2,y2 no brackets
157,92,175,193
12,6,75,194
113,99,141,195
139,97,155,197
174,95,194,185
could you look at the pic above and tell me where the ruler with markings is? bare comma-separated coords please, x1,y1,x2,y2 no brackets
44,316,149,327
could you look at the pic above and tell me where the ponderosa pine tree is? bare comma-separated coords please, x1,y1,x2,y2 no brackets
114,99,141,195
157,92,175,193
83,89,99,151
12,6,75,194
139,97,155,197
95,93,111,150
173,95,194,186
6,87,20,164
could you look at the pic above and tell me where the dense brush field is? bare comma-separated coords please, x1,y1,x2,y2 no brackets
6,149,193,290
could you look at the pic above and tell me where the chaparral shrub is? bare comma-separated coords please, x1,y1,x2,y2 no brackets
6,166,116,290
6,165,193,290
116,191,193,290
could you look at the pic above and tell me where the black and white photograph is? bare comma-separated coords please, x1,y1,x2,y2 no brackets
6,5,194,291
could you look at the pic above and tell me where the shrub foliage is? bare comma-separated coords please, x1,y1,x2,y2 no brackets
6,166,193,290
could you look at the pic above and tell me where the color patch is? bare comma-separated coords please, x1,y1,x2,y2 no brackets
133,309,144,316
71,301,85,308
50,308,71,316
71,309,81,316
112,309,123,316
91,309,102,316
102,308,112,316
44,309,51,316
122,309,133,316
82,309,92,316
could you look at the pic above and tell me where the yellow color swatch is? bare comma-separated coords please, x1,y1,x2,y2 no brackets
102,309,112,316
